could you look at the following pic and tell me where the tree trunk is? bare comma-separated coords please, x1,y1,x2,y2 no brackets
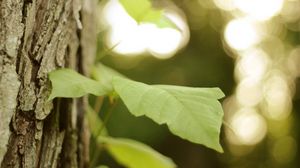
0,0,97,167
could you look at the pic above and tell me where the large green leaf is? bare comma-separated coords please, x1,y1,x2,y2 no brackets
119,0,176,28
48,69,108,100
112,76,225,152
92,63,126,93
99,136,176,168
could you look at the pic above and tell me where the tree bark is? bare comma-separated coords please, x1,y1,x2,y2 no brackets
0,0,97,167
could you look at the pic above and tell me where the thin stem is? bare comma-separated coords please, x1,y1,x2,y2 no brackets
97,100,116,137
96,41,121,61
90,99,117,168
93,96,104,114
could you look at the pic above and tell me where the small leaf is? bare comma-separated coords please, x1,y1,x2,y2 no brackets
112,77,225,152
99,136,176,168
119,0,177,29
141,9,162,23
86,106,108,137
119,0,152,22
150,16,178,29
48,69,108,100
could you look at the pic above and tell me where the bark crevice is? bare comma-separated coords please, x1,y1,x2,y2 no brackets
0,0,97,167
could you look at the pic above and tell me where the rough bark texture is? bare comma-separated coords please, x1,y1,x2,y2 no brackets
0,0,97,167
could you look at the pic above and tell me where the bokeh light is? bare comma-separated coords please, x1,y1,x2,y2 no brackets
96,0,300,167
101,0,189,59
213,0,235,11
233,0,284,21
219,0,299,165
235,48,269,81
224,18,261,50
263,72,293,120
236,78,263,107
227,108,267,145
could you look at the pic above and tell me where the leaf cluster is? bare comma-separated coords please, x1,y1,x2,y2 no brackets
49,63,224,168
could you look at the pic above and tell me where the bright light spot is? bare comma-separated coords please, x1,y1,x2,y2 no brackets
213,0,235,11
224,19,261,50
108,24,147,55
233,0,284,21
143,24,182,58
236,78,263,107
103,0,136,30
236,49,269,81
263,73,292,120
103,0,145,55
227,108,267,145
272,136,297,163
101,0,189,59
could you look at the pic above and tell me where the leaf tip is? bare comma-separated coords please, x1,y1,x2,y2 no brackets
215,88,226,99
216,145,224,153
47,94,55,101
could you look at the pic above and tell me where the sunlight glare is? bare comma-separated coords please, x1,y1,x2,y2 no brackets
102,0,189,59
236,78,262,107
228,108,267,145
233,0,284,21
235,49,269,81
263,73,292,120
213,0,235,11
225,19,260,50
147,26,183,58
103,0,145,55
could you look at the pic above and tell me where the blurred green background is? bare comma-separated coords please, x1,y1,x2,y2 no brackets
92,0,300,167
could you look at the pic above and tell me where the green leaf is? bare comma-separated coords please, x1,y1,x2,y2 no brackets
86,106,108,137
99,136,176,168
48,69,108,100
119,0,152,22
150,16,178,29
92,63,126,93
119,0,176,29
112,77,225,152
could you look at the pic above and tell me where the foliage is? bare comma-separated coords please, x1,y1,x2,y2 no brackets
49,65,224,150
48,69,108,100
113,76,224,152
48,0,225,167
49,64,224,167
99,136,176,168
